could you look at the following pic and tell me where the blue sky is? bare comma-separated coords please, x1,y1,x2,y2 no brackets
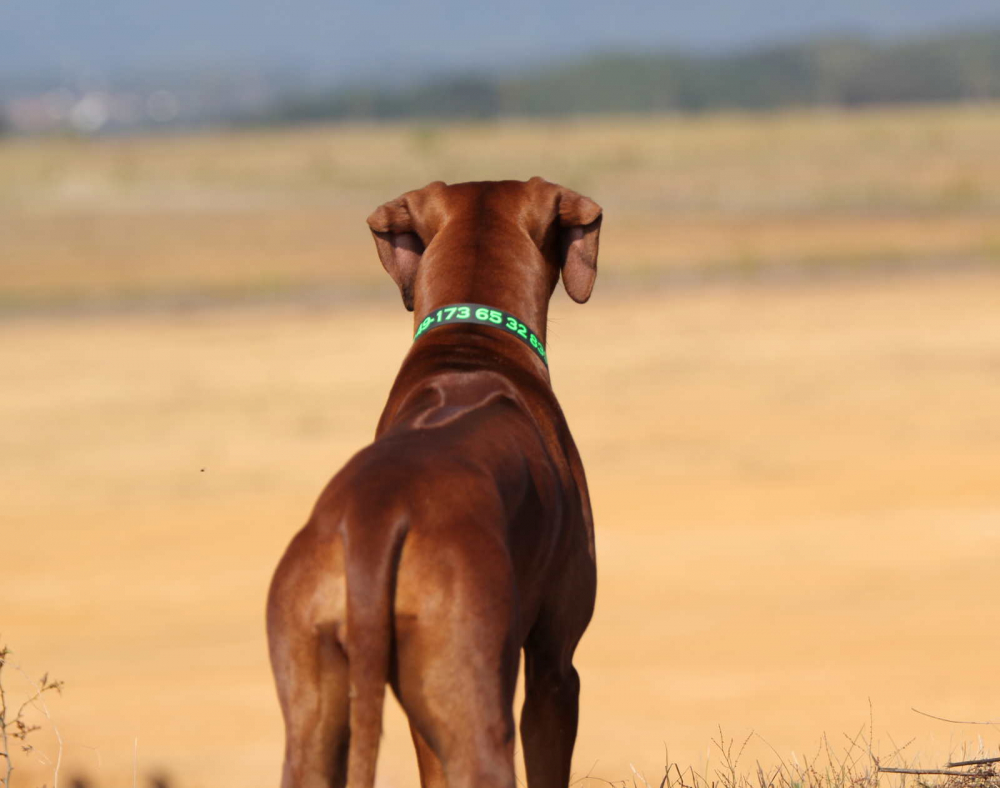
2,0,999,82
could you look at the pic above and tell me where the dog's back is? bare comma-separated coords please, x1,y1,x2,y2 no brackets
268,179,601,788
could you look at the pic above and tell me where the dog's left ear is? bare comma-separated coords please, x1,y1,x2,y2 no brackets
367,196,423,311
557,188,603,304
367,183,444,311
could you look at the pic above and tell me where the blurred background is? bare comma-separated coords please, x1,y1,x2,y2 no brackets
2,2,1000,787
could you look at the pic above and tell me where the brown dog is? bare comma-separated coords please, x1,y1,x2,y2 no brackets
267,178,601,788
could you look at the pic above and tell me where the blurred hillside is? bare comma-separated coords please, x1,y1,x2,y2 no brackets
276,29,1000,122
3,28,1000,135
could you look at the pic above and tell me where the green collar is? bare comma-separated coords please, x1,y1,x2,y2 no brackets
413,303,548,367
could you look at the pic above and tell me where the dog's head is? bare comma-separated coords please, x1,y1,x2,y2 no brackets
366,178,602,312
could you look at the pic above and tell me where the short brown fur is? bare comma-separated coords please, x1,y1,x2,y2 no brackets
267,178,602,788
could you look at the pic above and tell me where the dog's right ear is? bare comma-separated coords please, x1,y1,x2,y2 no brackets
367,196,424,311
557,187,603,304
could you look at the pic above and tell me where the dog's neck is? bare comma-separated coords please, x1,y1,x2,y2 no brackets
410,226,555,346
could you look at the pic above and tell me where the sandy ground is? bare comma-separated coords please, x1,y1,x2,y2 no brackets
3,268,999,787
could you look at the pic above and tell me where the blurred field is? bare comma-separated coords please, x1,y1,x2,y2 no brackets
2,106,1000,788
3,104,1000,308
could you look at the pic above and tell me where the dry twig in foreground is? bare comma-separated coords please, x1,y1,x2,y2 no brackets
0,642,64,788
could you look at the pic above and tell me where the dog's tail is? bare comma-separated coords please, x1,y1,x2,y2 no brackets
344,511,408,788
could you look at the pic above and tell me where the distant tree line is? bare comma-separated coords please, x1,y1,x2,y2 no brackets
265,29,1000,123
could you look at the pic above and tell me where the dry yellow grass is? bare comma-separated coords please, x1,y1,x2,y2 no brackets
2,106,1000,787
3,269,1000,787
3,104,1000,305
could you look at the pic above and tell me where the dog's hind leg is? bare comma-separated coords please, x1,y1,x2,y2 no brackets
408,723,448,788
393,536,520,788
273,625,350,788
268,527,350,788
398,623,519,788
